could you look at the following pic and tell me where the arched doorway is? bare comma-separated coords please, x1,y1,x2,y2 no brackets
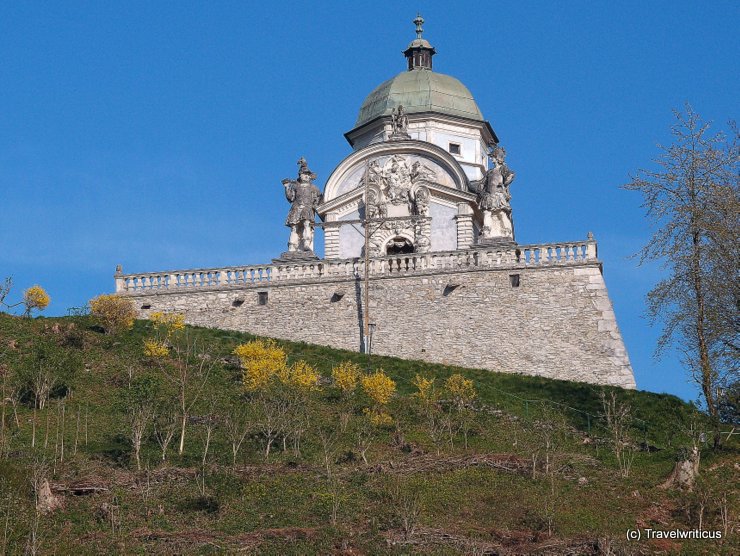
385,237,414,255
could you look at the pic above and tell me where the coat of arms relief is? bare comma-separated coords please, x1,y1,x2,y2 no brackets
360,155,436,256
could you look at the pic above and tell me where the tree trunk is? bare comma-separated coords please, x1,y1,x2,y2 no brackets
691,226,720,448
178,412,187,455
202,426,212,467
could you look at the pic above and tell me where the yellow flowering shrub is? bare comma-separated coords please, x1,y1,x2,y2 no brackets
23,285,50,316
412,374,436,402
445,374,476,405
150,311,185,336
234,339,288,391
364,408,394,427
89,294,136,334
143,338,170,358
331,361,362,394
281,360,320,391
361,370,396,406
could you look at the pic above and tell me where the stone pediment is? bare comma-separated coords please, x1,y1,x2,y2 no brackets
319,140,470,215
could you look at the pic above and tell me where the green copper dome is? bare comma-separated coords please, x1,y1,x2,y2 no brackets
355,70,484,128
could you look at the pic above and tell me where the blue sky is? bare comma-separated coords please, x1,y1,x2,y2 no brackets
1,1,738,402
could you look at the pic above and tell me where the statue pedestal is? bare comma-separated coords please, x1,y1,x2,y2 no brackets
389,131,411,141
474,237,517,249
272,250,320,264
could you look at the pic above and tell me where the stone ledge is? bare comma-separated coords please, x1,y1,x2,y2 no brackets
120,260,603,298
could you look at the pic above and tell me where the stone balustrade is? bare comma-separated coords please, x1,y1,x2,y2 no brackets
115,238,598,294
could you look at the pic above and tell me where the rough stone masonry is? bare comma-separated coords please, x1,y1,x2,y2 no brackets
117,246,636,389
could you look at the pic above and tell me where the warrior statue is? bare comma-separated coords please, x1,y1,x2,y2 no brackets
390,105,410,138
471,146,516,241
281,157,322,253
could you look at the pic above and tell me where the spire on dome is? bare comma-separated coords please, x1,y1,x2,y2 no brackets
404,14,435,71
414,13,424,39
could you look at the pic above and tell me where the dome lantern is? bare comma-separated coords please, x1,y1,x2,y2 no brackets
403,14,435,71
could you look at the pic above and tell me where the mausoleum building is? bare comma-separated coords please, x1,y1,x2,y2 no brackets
115,17,636,389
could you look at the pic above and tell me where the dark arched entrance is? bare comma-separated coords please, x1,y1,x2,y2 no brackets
385,237,414,255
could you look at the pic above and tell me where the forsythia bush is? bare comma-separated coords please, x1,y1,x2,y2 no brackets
234,339,288,391
331,361,362,394
23,285,50,316
412,374,436,402
361,370,396,405
89,294,136,333
280,360,320,391
143,338,170,358
445,374,476,405
364,408,394,427
150,311,185,336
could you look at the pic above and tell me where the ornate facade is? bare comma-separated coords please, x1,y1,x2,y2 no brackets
114,17,636,389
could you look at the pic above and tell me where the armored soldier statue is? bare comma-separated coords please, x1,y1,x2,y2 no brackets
471,146,515,241
281,157,322,253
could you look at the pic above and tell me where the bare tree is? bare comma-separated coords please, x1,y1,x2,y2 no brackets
224,403,251,467
129,405,153,471
153,404,179,462
126,374,159,471
0,277,11,309
600,391,636,478
624,105,739,446
156,331,217,456
251,388,290,461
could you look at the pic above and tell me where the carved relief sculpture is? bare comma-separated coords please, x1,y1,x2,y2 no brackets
361,155,435,255
470,146,516,241
281,157,323,253
385,155,413,205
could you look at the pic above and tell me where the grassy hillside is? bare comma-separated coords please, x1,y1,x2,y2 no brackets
0,313,737,555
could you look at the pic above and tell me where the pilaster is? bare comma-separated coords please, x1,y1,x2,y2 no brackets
454,203,474,249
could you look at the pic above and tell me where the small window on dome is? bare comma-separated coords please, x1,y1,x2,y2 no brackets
449,142,461,155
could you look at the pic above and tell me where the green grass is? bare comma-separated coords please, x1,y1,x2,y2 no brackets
0,312,737,555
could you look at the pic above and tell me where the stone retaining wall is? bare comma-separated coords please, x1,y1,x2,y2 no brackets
122,260,635,389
